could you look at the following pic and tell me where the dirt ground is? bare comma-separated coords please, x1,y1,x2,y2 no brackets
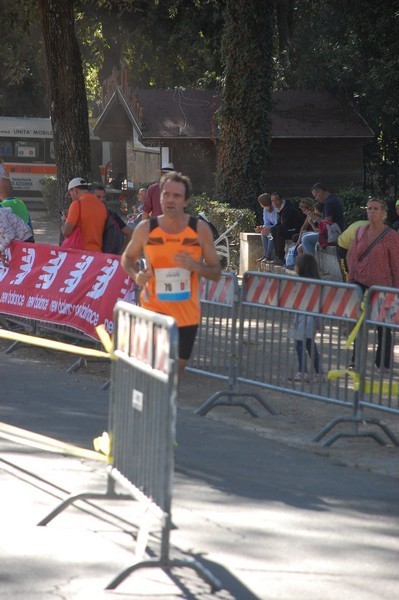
2,211,399,480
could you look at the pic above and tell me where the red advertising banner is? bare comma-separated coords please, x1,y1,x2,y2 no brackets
0,241,138,340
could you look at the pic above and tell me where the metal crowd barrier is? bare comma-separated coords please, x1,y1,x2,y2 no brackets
195,271,399,447
314,285,399,446
188,274,275,416
38,301,221,592
237,271,361,402
359,286,399,412
197,271,362,421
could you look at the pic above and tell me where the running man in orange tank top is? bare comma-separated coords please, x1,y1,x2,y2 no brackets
121,171,221,379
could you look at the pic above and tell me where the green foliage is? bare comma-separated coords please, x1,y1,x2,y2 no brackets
96,0,225,90
0,1,47,116
189,193,256,244
3,0,397,207
1,1,224,117
276,0,399,196
337,187,368,225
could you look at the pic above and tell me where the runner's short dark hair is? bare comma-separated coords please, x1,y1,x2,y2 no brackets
160,171,192,200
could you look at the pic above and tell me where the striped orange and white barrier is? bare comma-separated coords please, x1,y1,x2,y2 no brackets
369,288,399,325
199,274,236,305
243,273,361,319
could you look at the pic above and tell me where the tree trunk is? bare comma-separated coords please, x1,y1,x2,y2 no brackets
38,0,91,211
216,0,275,209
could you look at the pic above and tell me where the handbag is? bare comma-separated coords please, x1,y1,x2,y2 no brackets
318,221,341,248
60,201,84,250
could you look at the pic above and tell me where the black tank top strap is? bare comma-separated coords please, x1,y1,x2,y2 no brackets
149,217,158,232
188,216,198,232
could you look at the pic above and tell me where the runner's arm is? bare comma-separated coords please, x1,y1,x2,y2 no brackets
121,220,151,285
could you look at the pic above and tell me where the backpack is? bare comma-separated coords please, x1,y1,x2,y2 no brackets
102,210,125,254
318,220,341,248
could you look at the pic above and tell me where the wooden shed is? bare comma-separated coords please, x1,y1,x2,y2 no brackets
94,68,373,197
267,90,374,195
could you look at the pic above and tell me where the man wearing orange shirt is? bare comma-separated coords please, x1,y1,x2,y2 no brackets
61,178,107,252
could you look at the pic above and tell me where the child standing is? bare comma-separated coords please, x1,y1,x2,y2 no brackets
291,254,324,382
255,193,277,262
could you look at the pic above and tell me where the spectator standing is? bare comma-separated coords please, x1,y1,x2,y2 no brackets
0,158,34,238
61,178,107,252
0,208,34,266
301,183,345,255
391,199,399,231
136,187,147,212
141,163,175,219
92,183,132,246
121,171,221,379
142,163,175,220
336,219,368,281
255,193,277,262
262,192,304,266
289,254,324,382
1,197,33,231
348,197,399,370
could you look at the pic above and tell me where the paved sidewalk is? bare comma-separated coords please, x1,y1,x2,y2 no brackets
31,211,60,246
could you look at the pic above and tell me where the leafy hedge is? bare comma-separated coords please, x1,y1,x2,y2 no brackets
189,193,256,242
188,194,256,268
336,187,368,223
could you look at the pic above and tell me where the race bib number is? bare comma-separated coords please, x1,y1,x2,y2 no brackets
155,267,191,301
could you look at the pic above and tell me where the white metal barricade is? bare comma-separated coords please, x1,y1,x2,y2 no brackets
38,301,221,592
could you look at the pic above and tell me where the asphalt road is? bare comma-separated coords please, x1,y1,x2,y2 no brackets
0,350,399,599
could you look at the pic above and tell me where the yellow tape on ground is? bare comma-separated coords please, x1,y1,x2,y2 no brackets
0,328,111,358
363,379,399,395
95,324,114,354
0,422,107,461
327,369,398,395
93,431,113,463
328,368,360,385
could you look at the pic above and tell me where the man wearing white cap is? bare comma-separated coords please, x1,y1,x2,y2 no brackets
61,178,107,252
141,162,175,220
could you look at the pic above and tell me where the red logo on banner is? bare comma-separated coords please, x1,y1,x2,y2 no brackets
0,241,138,340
